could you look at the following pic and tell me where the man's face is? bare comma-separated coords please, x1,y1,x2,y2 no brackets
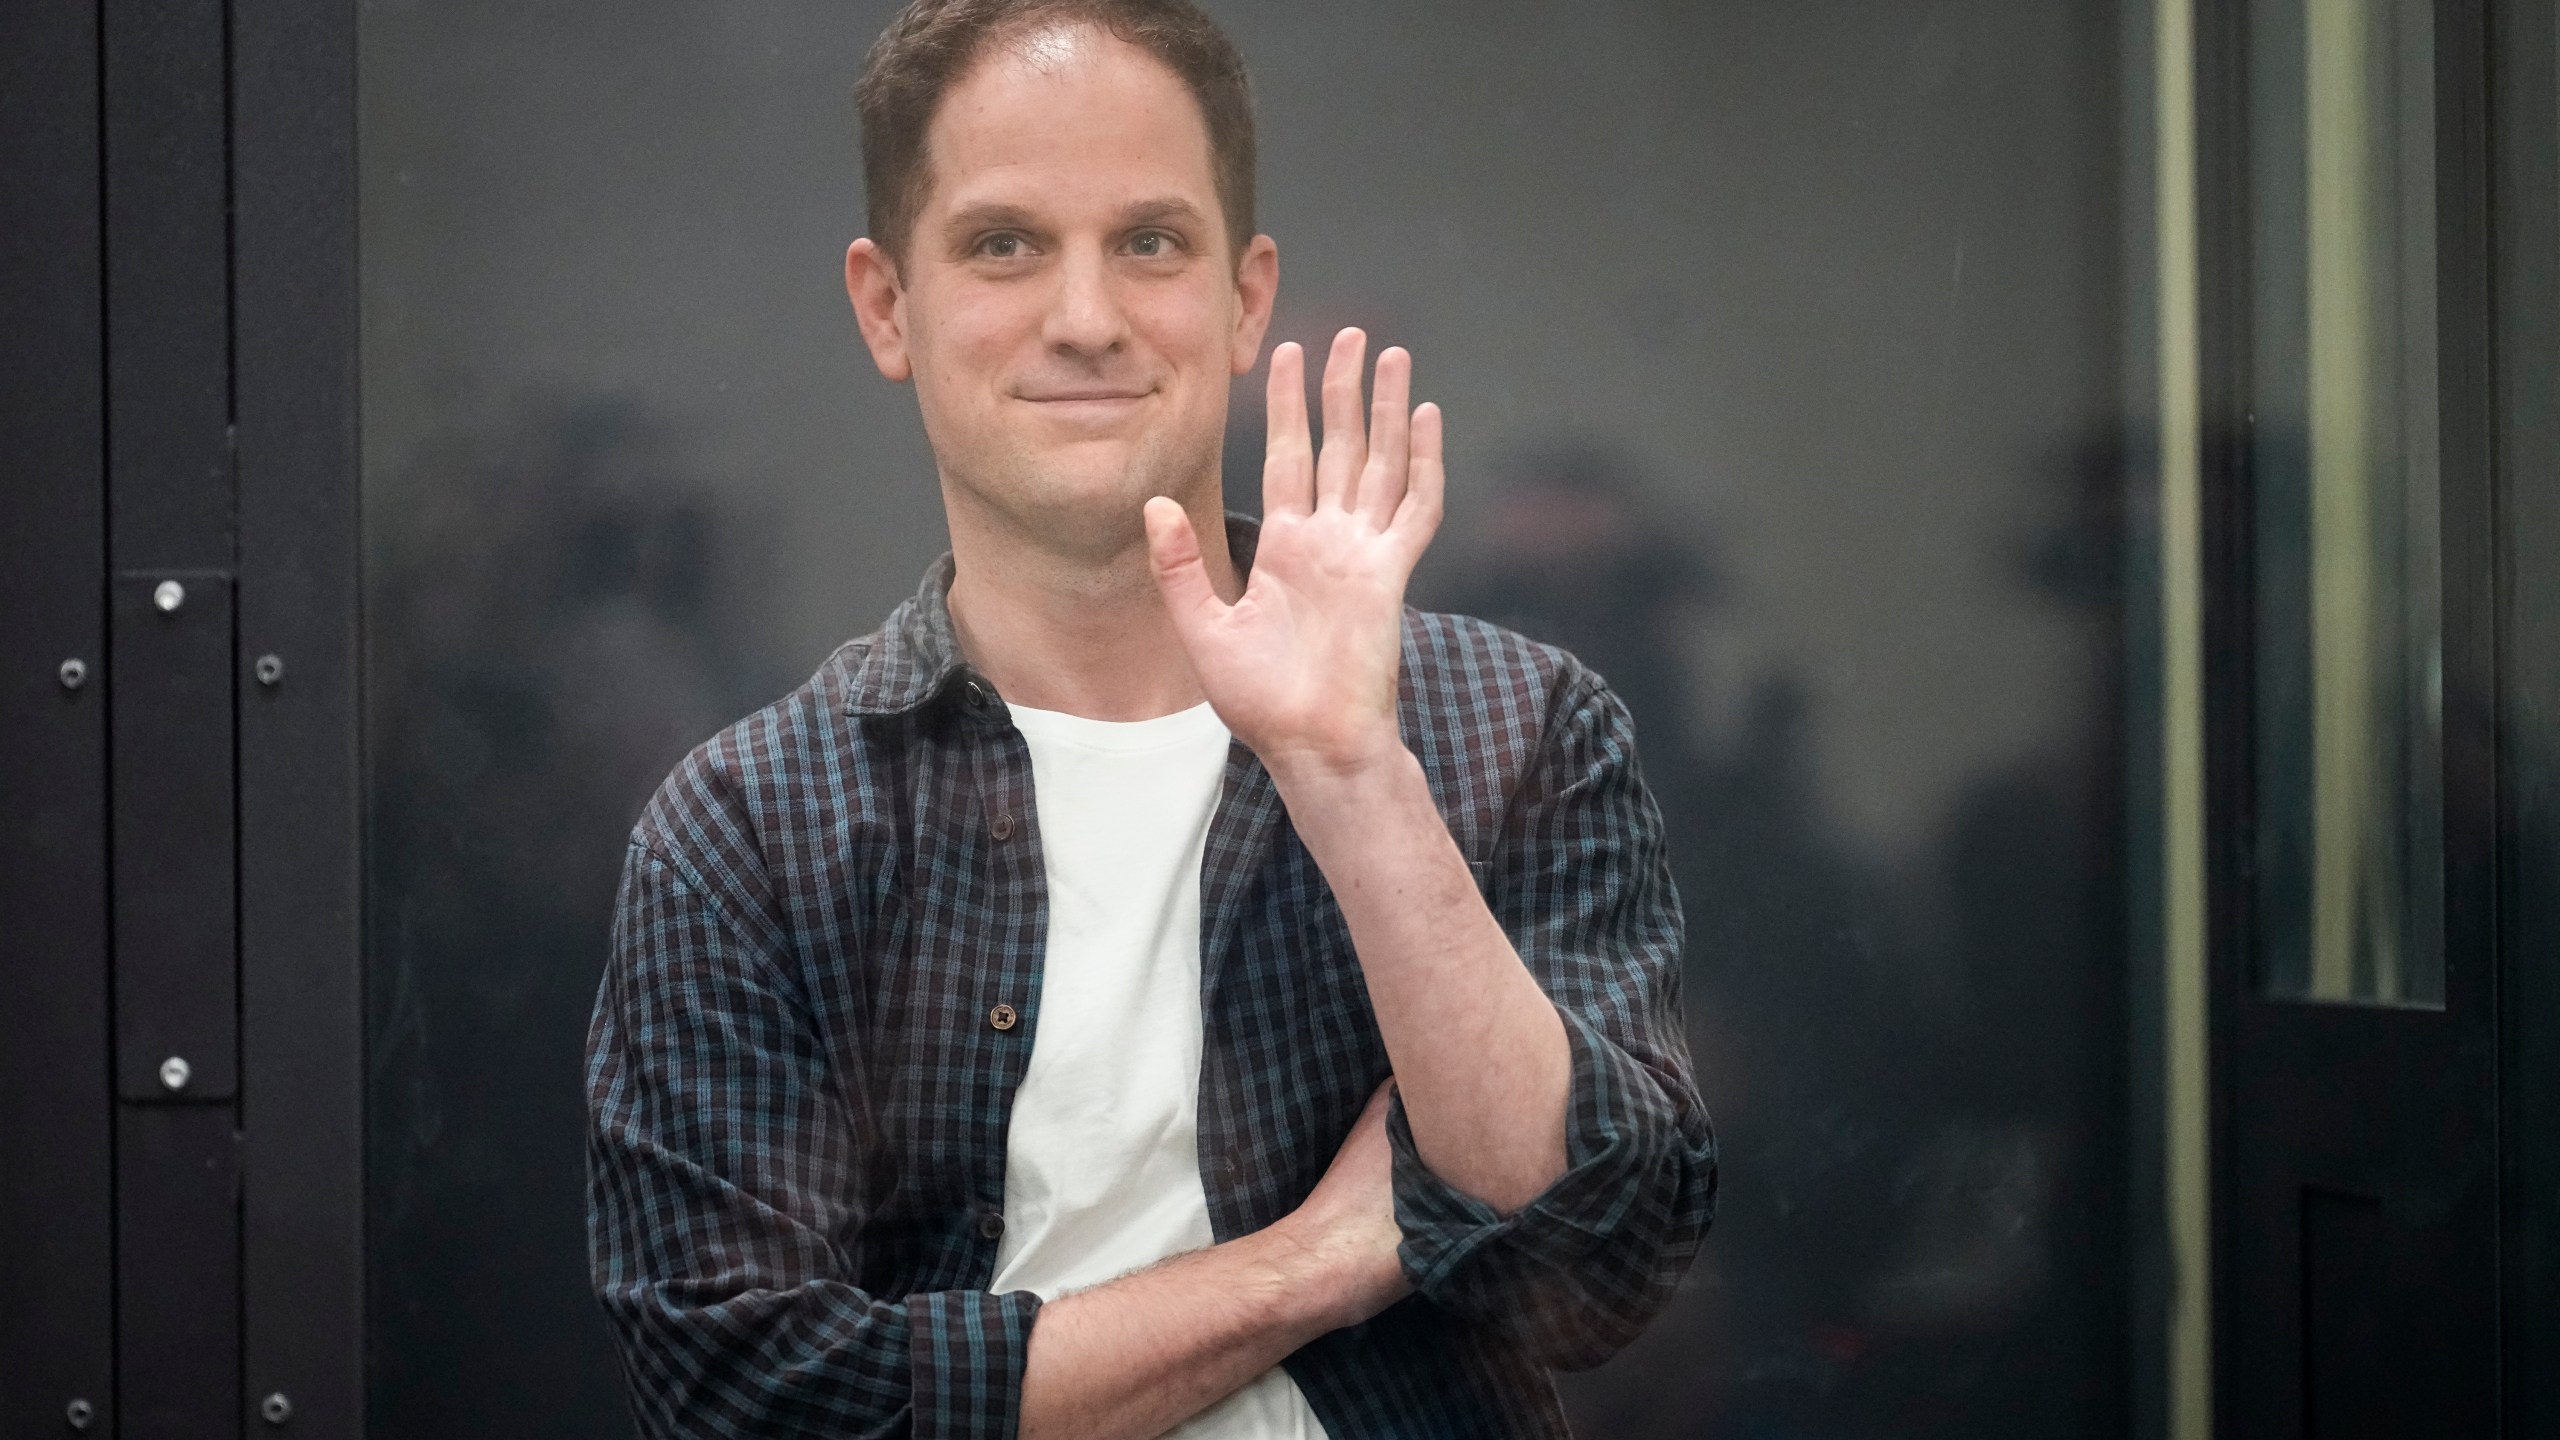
848,26,1276,560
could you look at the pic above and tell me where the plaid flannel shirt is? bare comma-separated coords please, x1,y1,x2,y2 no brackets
586,516,1716,1438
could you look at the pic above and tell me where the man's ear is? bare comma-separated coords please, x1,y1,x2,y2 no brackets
845,238,913,383
1229,233,1279,376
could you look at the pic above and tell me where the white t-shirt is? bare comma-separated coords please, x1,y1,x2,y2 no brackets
992,700,1327,1440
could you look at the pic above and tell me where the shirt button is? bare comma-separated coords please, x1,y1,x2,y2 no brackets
989,1003,1018,1032
990,813,1017,841
978,1210,1006,1241
963,680,990,709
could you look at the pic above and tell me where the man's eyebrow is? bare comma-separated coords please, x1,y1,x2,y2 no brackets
941,202,1041,239
1123,198,1210,227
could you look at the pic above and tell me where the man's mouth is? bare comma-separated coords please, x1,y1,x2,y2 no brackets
1019,388,1151,403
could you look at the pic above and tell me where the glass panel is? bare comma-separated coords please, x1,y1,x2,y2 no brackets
359,2,2135,1433
2249,0,2445,1005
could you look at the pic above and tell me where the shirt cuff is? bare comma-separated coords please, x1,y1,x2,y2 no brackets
1385,1003,1686,1312
907,1286,1043,1440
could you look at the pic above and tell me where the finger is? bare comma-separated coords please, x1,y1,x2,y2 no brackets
1314,327,1369,510
1262,342,1313,517
1356,347,1413,527
1142,497,1226,642
1389,402,1446,560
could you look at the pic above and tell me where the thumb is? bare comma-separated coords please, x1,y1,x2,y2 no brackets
1142,497,1226,638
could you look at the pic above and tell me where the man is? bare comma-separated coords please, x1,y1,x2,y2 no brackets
584,2,1715,1435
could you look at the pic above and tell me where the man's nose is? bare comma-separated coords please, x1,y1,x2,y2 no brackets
1041,246,1130,358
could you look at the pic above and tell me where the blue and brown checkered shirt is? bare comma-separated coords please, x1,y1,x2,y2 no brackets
586,517,1716,1438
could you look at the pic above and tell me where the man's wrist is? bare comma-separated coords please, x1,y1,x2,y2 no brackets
1253,1208,1403,1336
1261,738,1430,844
1227,1215,1365,1341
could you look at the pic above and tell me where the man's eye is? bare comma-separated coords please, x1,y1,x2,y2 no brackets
979,233,1026,259
1128,231,1177,258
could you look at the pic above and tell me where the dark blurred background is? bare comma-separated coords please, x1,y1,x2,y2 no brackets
358,2,2129,1434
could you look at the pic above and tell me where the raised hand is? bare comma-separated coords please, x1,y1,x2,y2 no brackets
1142,328,1443,780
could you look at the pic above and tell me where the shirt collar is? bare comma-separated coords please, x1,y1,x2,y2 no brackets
840,510,1261,718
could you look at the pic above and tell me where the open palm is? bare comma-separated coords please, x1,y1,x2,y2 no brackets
1143,329,1444,777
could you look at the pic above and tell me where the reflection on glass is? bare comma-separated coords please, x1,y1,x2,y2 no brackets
2250,0,2444,1006
356,3,2135,1433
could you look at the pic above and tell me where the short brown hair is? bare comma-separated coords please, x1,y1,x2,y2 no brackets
855,0,1257,263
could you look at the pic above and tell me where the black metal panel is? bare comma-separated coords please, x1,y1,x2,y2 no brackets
103,0,232,573
2300,1185,2475,1439
2491,0,2560,1431
111,572,239,1102
0,1,115,1433
232,0,366,1430
116,1103,242,1440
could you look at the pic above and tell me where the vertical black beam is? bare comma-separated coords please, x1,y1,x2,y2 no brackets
103,0,240,1436
233,0,365,1433
0,2,115,1435
115,1106,244,1436
2492,0,2560,1432
2413,0,2506,1430
104,0,232,574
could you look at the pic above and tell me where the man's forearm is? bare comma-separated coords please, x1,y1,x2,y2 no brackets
1018,1222,1343,1440
1272,745,1572,1213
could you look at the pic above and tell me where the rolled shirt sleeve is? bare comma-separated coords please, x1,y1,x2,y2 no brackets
587,844,1040,1439
1384,663,1718,1371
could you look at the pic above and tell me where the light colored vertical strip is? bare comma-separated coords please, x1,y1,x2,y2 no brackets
2307,0,2380,1001
2156,0,2213,1433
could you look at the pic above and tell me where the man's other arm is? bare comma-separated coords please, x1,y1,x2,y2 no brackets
1016,1084,1405,1440
589,842,1402,1440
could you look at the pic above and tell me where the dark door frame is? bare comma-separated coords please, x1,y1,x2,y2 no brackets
2197,0,2560,1435
2195,0,2509,1435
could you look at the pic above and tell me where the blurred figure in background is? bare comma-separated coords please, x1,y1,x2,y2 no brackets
367,395,792,1434
1423,436,2119,1438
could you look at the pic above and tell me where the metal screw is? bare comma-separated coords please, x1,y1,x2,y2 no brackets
152,580,186,613
158,1056,191,1093
65,1398,95,1432
254,654,285,687
58,658,88,690
259,1392,293,1426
